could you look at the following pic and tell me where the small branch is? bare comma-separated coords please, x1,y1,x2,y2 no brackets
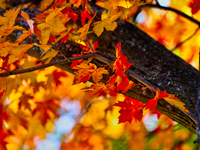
0,67,10,73
0,53,96,77
171,27,200,51
86,36,95,53
143,4,200,26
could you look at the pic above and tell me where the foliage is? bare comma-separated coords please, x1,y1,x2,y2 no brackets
0,0,199,150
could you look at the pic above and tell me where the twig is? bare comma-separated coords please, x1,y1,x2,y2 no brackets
14,62,24,70
143,4,200,26
0,67,10,73
48,42,69,60
86,36,95,53
0,53,96,77
171,27,200,51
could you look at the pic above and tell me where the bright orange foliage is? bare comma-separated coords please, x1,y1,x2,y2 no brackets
0,0,198,150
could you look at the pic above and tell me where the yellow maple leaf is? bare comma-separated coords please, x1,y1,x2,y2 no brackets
0,42,33,65
93,8,122,37
164,94,189,112
0,7,20,28
37,8,66,44
8,44,33,64
41,49,58,63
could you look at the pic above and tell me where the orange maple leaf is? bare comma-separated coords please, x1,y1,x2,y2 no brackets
33,98,60,126
73,63,108,84
164,94,189,112
93,8,122,37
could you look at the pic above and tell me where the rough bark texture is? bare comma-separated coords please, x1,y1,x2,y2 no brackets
3,2,199,133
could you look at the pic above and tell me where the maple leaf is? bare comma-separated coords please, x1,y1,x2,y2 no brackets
41,49,58,63
93,8,122,37
164,94,189,112
0,7,20,28
82,82,108,102
118,4,138,20
114,97,145,123
145,89,188,112
116,74,135,93
113,42,132,77
37,8,67,44
52,70,67,86
61,7,79,23
20,11,42,40
0,42,33,65
33,98,60,126
81,7,92,26
77,15,95,41
145,89,168,111
73,63,108,84
79,39,98,53
18,94,34,110
70,54,84,68
188,0,200,14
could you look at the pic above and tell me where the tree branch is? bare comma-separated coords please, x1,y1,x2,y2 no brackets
143,4,200,26
0,53,96,77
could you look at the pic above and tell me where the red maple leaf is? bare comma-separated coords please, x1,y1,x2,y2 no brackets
33,98,60,126
52,70,67,86
113,42,132,76
61,7,79,23
114,97,145,123
145,89,169,111
81,7,92,26
188,0,200,14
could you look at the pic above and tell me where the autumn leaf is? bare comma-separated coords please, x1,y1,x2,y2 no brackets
82,82,107,102
81,6,92,26
41,49,58,63
52,70,67,86
33,98,60,126
113,42,132,77
18,94,34,110
73,63,108,84
164,94,189,112
79,39,98,53
114,97,145,123
0,42,33,65
37,8,67,44
93,8,122,37
77,15,95,41
145,89,188,112
145,89,168,111
0,7,20,28
70,54,84,68
61,7,79,23
0,90,5,101
188,0,200,14
20,11,42,40
118,4,138,20
116,74,135,93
